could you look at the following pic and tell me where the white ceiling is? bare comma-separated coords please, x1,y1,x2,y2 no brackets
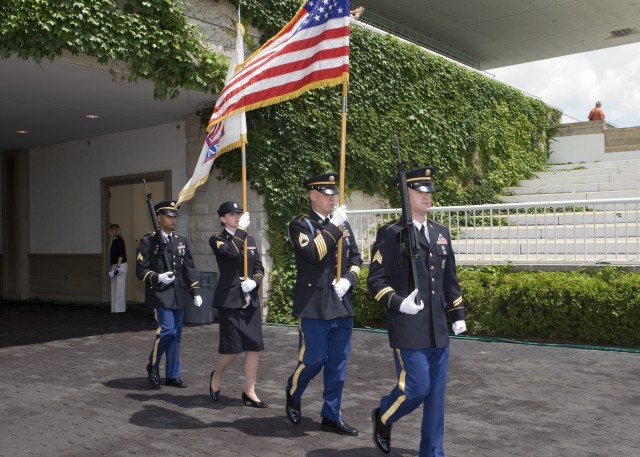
355,0,640,69
2,0,640,154
0,54,213,153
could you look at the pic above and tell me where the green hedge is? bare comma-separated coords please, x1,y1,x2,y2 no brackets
269,265,640,348
458,266,640,347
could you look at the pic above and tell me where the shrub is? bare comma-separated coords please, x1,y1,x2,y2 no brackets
269,265,640,348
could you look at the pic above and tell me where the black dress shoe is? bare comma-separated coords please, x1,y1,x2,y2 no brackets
146,362,160,388
371,407,391,455
285,388,301,424
242,392,268,408
165,378,187,388
209,371,220,401
321,417,359,436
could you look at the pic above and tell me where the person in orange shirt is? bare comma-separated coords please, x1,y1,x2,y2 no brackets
588,101,605,121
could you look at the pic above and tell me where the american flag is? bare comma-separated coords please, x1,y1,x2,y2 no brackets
208,0,350,129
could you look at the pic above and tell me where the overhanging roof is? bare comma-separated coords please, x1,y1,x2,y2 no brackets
355,0,640,69
0,54,213,154
2,0,640,154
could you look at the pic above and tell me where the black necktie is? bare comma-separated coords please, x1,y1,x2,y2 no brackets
167,234,172,244
323,217,330,225
420,225,429,244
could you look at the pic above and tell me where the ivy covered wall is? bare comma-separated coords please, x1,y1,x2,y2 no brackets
0,0,227,98
214,1,561,322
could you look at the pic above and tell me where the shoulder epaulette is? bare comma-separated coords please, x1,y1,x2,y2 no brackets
141,232,155,240
428,218,447,228
382,218,402,231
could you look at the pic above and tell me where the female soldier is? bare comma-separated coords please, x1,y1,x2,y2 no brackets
208,201,267,408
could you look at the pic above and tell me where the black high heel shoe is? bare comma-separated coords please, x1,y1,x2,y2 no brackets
209,371,220,402
242,392,268,408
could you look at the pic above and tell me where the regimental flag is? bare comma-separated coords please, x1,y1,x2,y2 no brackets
208,0,351,129
176,23,247,207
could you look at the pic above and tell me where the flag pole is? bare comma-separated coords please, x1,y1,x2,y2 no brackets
336,78,348,280
236,3,249,281
241,135,249,279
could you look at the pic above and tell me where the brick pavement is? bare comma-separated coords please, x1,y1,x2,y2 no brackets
0,302,638,457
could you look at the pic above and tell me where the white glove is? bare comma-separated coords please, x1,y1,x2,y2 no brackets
452,320,467,335
238,212,250,229
194,295,203,307
240,278,257,293
158,272,175,284
399,289,424,315
329,205,348,227
332,278,351,298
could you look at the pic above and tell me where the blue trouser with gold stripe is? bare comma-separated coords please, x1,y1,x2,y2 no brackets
149,307,184,380
287,317,353,422
379,346,450,457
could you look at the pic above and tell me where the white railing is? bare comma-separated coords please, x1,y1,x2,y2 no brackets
349,197,640,266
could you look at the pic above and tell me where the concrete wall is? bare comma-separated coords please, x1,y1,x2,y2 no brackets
605,126,640,153
30,122,189,254
549,121,640,163
549,132,606,163
186,0,262,55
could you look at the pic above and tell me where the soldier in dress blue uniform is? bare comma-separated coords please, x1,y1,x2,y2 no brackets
136,200,201,389
285,172,363,436
367,167,467,457
208,201,267,408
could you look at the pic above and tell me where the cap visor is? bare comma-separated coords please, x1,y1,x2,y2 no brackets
412,184,436,193
317,187,338,195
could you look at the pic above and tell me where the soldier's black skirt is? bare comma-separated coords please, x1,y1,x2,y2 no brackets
217,306,264,354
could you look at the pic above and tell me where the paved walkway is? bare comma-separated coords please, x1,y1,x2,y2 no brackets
0,302,638,457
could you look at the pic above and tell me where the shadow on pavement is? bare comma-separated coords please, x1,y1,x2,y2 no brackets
0,300,152,348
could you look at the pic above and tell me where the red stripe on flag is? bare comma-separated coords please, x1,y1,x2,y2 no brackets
218,26,348,104
216,46,349,111
227,66,349,111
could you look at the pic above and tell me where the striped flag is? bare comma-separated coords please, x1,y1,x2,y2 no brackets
208,0,350,129
176,23,247,207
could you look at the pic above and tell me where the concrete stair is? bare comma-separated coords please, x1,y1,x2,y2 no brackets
501,159,640,203
451,158,640,264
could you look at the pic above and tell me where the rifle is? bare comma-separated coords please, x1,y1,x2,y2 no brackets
142,179,172,273
395,138,421,304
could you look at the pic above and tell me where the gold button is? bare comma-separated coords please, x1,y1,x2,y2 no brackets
429,253,433,257
430,266,434,271
431,291,435,294
432,278,435,282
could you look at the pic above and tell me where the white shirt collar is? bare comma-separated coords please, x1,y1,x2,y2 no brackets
314,210,329,220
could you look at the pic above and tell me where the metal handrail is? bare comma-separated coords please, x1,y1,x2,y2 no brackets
348,197,640,266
